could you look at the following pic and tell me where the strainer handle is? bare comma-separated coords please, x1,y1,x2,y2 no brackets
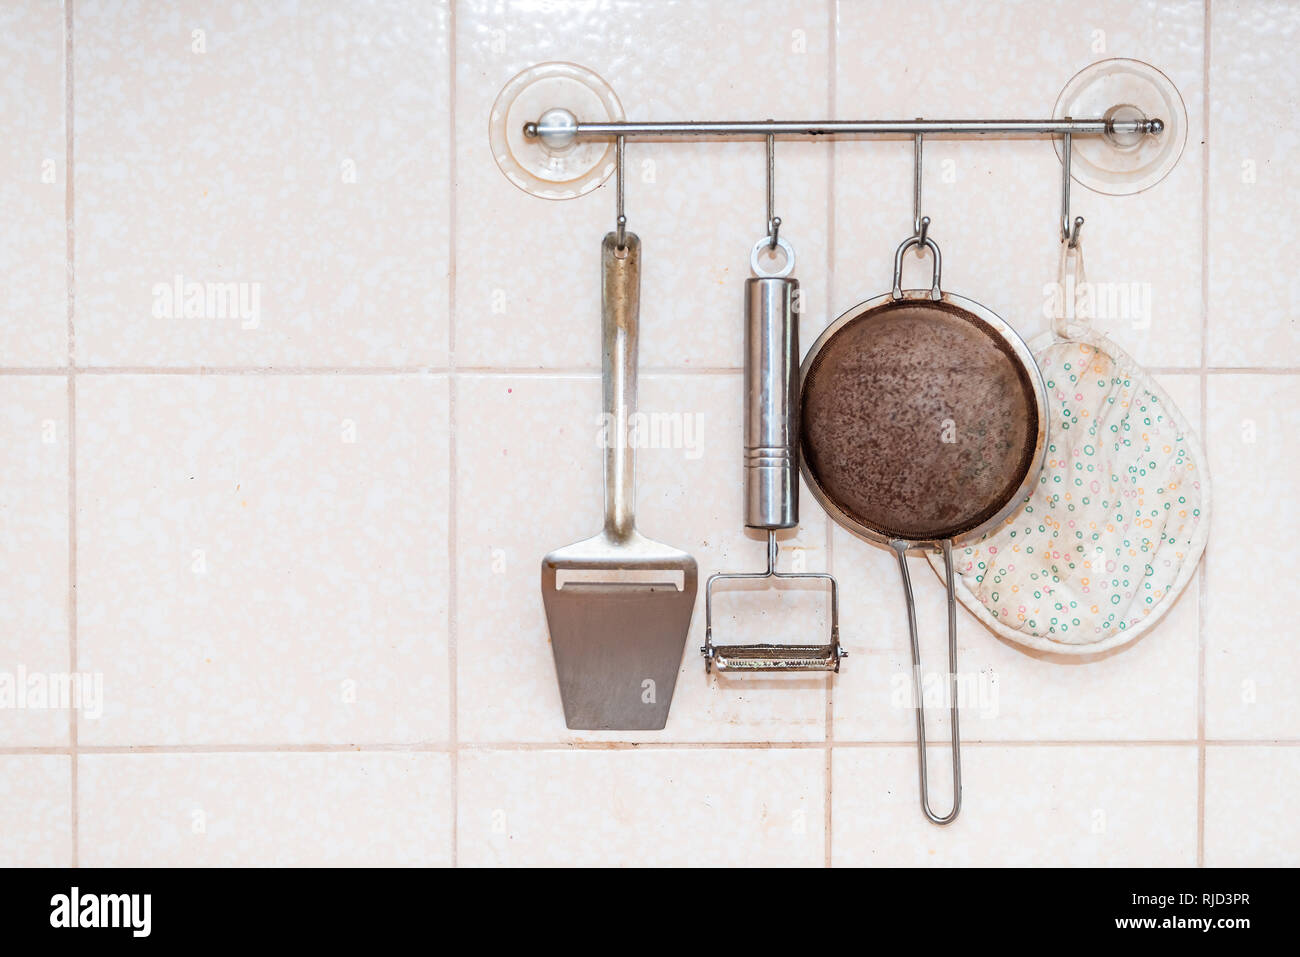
892,539,962,826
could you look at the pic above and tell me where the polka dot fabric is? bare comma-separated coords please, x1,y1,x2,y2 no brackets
928,330,1210,653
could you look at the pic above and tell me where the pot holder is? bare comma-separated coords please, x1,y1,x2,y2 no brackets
928,240,1210,653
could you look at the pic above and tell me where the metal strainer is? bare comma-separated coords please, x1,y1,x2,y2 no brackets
800,235,1048,824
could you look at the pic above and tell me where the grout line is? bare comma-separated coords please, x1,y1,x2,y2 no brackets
66,374,78,865
1196,0,1213,870
0,365,725,376
460,741,835,751
385,366,748,376
64,0,77,870
1192,739,1300,747
831,739,1206,748
75,743,455,754
17,742,833,755
823,0,837,872
446,0,459,870
6,739,1295,758
63,365,453,376
5,364,1300,379
1197,366,1300,374
454,738,1212,750
823,696,833,866
431,366,738,375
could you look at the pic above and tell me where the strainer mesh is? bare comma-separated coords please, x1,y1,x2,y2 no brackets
801,299,1039,542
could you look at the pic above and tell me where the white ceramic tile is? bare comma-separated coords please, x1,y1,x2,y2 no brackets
832,744,1197,866
76,375,450,745
834,0,1204,368
831,377,1203,744
1205,375,1300,738
73,0,450,367
0,0,65,366
458,747,824,866
1208,0,1300,367
456,373,829,743
1204,745,1300,867
0,755,72,867
456,0,832,370
0,378,70,747
79,751,451,866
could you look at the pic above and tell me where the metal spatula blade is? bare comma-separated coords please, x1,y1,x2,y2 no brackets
543,534,697,730
540,233,698,731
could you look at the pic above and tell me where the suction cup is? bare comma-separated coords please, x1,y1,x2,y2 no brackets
489,61,624,200
1053,58,1188,195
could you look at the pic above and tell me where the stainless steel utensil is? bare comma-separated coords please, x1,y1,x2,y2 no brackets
800,232,1048,824
702,237,843,674
541,231,698,730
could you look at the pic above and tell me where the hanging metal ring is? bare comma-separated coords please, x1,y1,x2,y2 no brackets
751,235,795,279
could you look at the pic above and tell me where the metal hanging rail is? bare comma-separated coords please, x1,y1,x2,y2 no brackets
524,116,1165,140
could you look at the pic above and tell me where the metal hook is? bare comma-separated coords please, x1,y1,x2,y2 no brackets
614,134,627,250
1060,124,1085,248
766,130,780,249
908,123,935,256
912,125,925,242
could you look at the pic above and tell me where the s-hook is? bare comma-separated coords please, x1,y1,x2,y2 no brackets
614,134,628,251
897,120,941,298
1060,120,1084,248
766,127,780,250
912,121,931,252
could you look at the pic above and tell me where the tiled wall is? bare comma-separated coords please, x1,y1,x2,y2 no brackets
1,0,1295,867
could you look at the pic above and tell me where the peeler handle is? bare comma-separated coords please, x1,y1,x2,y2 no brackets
743,276,800,529
602,231,640,539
